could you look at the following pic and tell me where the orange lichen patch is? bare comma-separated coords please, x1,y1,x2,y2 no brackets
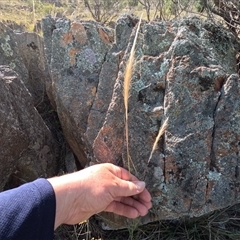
98,28,110,44
101,126,124,152
61,32,73,46
164,155,178,182
214,75,225,92
70,22,87,45
85,88,97,107
68,48,78,66
93,137,114,163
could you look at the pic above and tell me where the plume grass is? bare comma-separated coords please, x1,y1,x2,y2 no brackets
123,17,142,173
148,117,168,164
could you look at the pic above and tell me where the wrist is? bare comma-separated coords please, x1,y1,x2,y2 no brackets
47,172,89,229
47,175,73,229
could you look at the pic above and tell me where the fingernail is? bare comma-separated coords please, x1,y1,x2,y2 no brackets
135,181,145,191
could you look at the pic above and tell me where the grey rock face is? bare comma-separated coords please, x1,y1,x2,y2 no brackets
0,23,53,109
43,15,240,228
0,22,28,85
42,16,114,167
14,32,52,107
0,66,58,190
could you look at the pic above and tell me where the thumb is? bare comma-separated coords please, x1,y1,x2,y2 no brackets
112,180,146,197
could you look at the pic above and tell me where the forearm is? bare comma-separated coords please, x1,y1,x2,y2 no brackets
0,179,55,240
0,163,151,239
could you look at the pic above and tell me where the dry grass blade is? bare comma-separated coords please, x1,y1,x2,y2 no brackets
123,16,142,173
148,117,168,164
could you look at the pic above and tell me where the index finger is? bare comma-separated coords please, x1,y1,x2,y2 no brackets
111,165,139,181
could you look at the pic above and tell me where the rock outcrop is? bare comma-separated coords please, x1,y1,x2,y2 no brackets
0,22,28,85
1,13,240,229
42,16,114,167
42,15,240,228
14,31,51,107
0,22,61,191
0,66,58,190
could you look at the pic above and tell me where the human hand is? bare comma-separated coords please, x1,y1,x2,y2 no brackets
47,163,152,229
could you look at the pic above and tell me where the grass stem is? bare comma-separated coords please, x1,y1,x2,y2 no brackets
123,16,142,173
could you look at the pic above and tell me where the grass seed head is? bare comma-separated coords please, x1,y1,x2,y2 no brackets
148,117,168,164
123,16,142,173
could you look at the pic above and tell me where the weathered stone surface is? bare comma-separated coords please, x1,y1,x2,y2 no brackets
0,66,58,191
85,48,121,148
43,15,240,228
14,32,52,107
96,17,240,228
0,22,54,109
86,15,138,153
42,16,114,167
0,22,28,84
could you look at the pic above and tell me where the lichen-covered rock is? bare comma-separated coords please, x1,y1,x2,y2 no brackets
42,16,114,167
95,17,240,228
14,32,52,107
0,22,54,110
43,15,240,228
0,66,58,190
0,22,28,84
85,47,121,147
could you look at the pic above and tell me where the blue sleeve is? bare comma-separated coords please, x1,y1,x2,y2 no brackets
0,178,56,240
